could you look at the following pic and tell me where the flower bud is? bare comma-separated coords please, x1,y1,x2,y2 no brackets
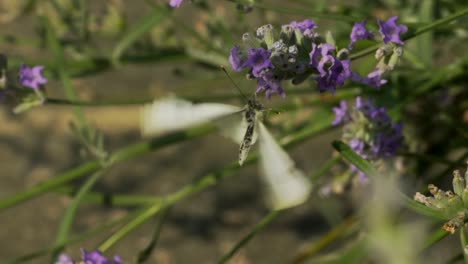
453,170,465,196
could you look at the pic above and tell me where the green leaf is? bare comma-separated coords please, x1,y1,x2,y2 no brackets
416,0,433,67
331,140,378,177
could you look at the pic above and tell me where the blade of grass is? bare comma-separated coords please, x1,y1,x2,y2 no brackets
0,124,217,211
51,170,108,262
111,4,169,65
292,215,359,264
461,227,468,264
98,115,335,252
217,210,281,264
416,0,434,67
226,0,360,22
218,156,343,264
55,186,162,207
42,16,88,130
331,140,378,177
6,206,147,264
332,140,445,220
137,205,172,263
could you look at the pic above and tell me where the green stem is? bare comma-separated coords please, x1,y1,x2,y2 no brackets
55,187,162,207
0,124,216,211
292,216,358,264
217,210,281,264
42,16,89,130
51,170,108,261
137,205,172,263
44,87,360,107
216,156,342,264
461,227,468,264
226,0,360,22
6,206,146,264
350,7,468,60
98,119,334,252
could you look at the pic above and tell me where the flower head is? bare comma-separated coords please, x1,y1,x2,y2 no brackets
256,74,285,98
245,48,273,77
338,96,404,160
378,16,408,45
349,20,374,49
289,19,317,32
19,64,47,90
169,0,184,8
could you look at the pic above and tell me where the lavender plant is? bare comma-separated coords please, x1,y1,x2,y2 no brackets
0,1,467,263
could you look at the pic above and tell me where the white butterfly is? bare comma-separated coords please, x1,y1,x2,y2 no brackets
140,96,312,210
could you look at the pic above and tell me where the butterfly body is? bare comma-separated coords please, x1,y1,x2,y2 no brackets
239,98,264,165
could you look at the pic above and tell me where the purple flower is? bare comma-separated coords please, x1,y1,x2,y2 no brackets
229,46,248,72
350,138,366,155
309,43,335,70
309,43,351,93
369,107,391,127
19,64,47,90
56,254,74,264
256,75,285,98
245,48,273,78
372,123,403,157
351,69,387,89
289,19,317,32
349,20,374,49
56,249,123,264
354,96,375,115
315,59,351,93
169,0,184,8
332,100,351,126
365,69,387,89
378,16,408,45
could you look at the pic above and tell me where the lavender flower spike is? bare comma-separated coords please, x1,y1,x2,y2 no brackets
378,16,408,45
349,20,374,49
169,0,184,8
19,64,47,90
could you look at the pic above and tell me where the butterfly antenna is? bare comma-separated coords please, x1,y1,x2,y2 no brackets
220,65,249,102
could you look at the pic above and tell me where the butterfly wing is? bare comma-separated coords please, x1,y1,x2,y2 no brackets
141,97,241,136
257,123,312,210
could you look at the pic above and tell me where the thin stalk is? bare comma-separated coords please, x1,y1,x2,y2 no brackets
6,206,147,264
137,205,172,263
350,7,468,60
0,124,216,211
42,16,89,130
98,120,334,252
226,0,360,22
55,186,162,207
217,210,281,264
51,170,108,261
216,156,342,264
44,87,360,107
292,216,358,264
461,227,468,264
